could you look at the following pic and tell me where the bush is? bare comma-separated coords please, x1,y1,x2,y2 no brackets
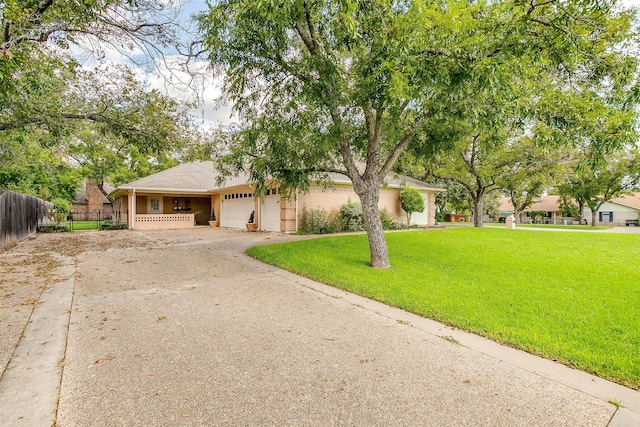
340,201,364,232
300,208,340,234
380,208,398,230
37,224,69,233
400,188,424,225
100,222,128,230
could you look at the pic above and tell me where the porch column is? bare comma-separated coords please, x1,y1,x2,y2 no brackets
128,190,136,229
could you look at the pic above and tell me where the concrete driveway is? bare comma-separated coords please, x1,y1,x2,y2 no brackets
0,228,638,426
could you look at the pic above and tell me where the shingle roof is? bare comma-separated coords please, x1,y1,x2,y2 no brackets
499,195,562,213
612,192,640,210
117,161,245,193
113,161,442,194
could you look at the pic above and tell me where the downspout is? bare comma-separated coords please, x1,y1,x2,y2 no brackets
295,192,299,232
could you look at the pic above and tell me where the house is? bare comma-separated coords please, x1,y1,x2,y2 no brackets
108,161,442,231
499,195,565,224
499,193,640,226
585,192,640,226
71,180,114,219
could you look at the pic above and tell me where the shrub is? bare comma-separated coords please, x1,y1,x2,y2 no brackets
37,224,69,233
51,198,71,213
380,208,398,230
100,222,128,230
340,200,364,232
300,208,340,234
400,188,424,225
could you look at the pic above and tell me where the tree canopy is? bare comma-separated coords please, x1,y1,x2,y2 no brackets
0,1,199,203
199,0,639,267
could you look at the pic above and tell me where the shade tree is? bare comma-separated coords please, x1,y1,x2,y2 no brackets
198,0,634,267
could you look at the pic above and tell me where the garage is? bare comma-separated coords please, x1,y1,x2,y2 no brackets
261,188,282,232
221,192,255,229
409,192,430,226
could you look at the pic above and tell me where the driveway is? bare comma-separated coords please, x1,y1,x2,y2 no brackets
0,228,638,426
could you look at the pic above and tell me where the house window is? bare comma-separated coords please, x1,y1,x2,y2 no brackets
599,211,613,223
149,197,162,214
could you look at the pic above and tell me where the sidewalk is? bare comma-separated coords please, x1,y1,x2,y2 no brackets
1,229,638,426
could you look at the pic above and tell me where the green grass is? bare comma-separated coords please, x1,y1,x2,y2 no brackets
71,220,100,230
248,228,640,389
441,221,612,230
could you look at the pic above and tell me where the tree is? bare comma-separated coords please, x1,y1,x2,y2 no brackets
399,188,424,226
0,128,81,202
0,1,201,205
199,0,637,267
558,148,640,226
499,143,568,223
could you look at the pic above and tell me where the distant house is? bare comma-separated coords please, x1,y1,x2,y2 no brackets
108,161,443,231
499,193,640,226
499,195,565,224
71,180,114,219
585,193,640,226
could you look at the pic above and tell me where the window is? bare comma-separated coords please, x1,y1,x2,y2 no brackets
599,211,613,223
149,197,162,214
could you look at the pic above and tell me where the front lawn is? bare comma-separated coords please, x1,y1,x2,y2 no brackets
248,228,640,389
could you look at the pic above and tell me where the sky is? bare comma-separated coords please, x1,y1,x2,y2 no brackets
75,0,640,129
73,1,234,129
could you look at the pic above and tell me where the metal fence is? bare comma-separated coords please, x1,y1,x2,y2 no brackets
68,209,127,230
0,190,53,249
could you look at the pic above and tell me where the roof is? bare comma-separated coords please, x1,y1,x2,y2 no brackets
610,192,640,210
500,193,640,213
499,195,562,213
111,161,442,196
323,170,442,191
116,161,223,193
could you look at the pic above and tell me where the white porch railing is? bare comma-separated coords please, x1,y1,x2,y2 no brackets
134,214,194,230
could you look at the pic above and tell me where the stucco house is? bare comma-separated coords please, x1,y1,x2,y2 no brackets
109,161,442,232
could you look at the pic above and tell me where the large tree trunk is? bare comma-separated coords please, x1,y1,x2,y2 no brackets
591,209,598,227
513,208,520,224
472,193,484,228
357,185,390,268
578,201,586,224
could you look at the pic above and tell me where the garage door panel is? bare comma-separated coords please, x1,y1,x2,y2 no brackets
221,194,255,229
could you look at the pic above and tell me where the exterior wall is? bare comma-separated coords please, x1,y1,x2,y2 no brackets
211,194,220,223
584,203,639,226
297,185,437,228
135,196,148,214
282,197,297,232
163,196,211,225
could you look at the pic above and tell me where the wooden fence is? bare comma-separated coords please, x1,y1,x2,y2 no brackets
0,190,53,249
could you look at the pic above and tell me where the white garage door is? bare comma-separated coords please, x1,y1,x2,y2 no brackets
261,188,282,232
410,193,430,226
221,192,255,229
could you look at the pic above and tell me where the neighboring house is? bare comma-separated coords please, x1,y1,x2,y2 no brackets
108,161,442,231
499,195,565,224
583,192,640,226
499,193,640,226
71,180,114,217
